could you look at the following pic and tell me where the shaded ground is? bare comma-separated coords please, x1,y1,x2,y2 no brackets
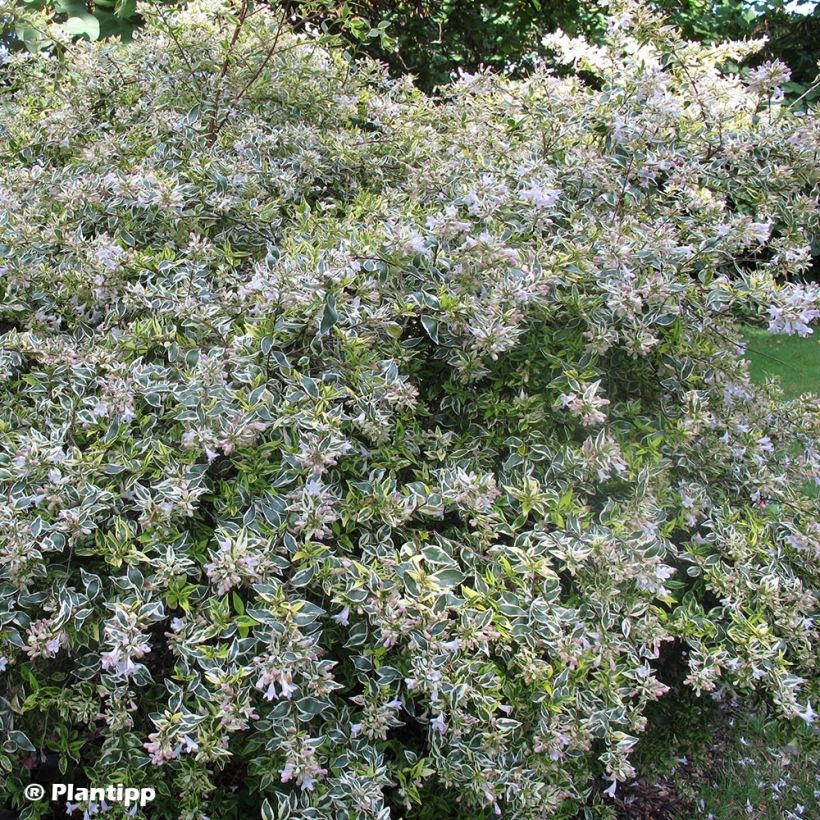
602,696,819,819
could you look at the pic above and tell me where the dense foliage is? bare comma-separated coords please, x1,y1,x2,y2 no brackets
331,0,820,91
0,1,818,817
6,1,820,92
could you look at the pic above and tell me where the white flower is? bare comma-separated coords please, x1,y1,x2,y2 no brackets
520,183,560,210
279,676,297,699
797,702,815,725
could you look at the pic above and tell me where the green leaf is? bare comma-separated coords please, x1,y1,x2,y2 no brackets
54,0,88,13
20,664,41,692
420,315,440,343
432,568,466,588
14,23,47,52
318,294,338,337
61,14,101,41
295,696,329,719
114,0,138,19
9,731,35,752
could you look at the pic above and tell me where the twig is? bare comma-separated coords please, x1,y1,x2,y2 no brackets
153,3,205,100
212,5,288,139
207,0,251,145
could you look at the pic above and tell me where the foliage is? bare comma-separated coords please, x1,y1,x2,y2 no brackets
2,1,392,60
5,0,142,50
344,1,820,92
320,0,607,90
0,1,818,817
5,2,820,94
746,4,820,101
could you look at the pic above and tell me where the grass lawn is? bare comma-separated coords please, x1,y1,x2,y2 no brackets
743,326,819,499
743,327,820,399
696,708,819,820
629,693,819,820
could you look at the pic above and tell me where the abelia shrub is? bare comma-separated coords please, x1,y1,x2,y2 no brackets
0,1,818,817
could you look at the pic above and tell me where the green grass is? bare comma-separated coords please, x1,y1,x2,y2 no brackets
743,327,820,399
742,326,820,498
634,692,819,819
696,709,819,820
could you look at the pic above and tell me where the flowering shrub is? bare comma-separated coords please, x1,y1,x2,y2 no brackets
0,1,818,817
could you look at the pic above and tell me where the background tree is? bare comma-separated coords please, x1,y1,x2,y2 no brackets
4,1,820,93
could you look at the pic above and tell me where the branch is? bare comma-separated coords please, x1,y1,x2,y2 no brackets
206,0,251,145
212,4,288,140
